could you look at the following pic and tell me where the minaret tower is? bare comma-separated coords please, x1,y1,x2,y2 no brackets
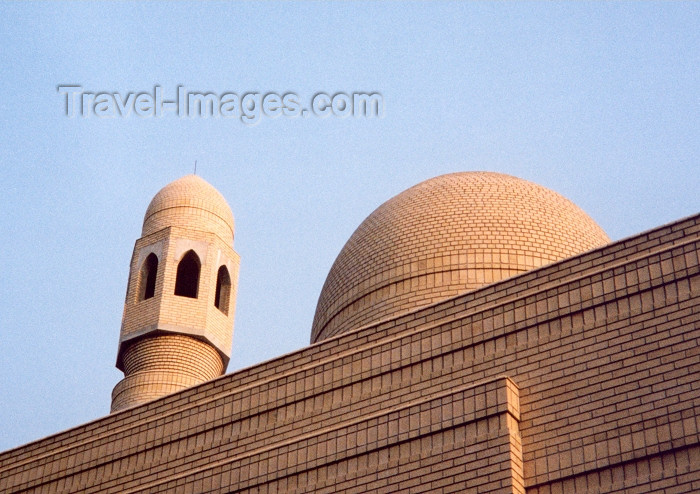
111,175,240,412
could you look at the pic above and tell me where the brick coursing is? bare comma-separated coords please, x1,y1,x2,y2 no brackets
312,172,611,343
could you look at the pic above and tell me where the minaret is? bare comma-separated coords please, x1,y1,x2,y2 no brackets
111,175,240,413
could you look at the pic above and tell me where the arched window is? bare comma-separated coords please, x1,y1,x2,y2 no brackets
138,253,158,301
215,265,232,315
174,250,201,298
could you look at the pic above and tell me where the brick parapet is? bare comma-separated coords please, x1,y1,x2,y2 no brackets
2,378,522,494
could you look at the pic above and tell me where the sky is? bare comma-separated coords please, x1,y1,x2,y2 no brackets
0,1,698,452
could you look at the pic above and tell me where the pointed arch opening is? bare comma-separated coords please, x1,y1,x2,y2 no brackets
174,250,201,298
137,253,158,301
215,265,232,315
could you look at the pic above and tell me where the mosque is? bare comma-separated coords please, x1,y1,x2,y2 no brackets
1,172,698,493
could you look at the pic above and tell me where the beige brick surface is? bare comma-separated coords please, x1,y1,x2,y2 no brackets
0,213,696,493
312,172,610,343
111,334,224,412
0,186,697,494
142,174,235,243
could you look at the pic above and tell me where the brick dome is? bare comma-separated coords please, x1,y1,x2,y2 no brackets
142,175,234,242
311,171,610,343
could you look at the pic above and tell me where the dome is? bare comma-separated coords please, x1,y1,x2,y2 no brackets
311,171,610,343
142,175,234,242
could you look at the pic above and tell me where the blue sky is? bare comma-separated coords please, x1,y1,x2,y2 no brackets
0,2,698,451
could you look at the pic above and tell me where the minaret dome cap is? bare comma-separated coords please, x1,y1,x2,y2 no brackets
142,175,234,242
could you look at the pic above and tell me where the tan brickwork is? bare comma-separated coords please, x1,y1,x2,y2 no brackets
112,175,240,412
118,226,238,354
1,210,697,493
312,172,610,343
111,334,225,412
142,174,235,242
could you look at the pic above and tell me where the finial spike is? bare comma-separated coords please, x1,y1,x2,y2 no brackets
194,160,197,175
